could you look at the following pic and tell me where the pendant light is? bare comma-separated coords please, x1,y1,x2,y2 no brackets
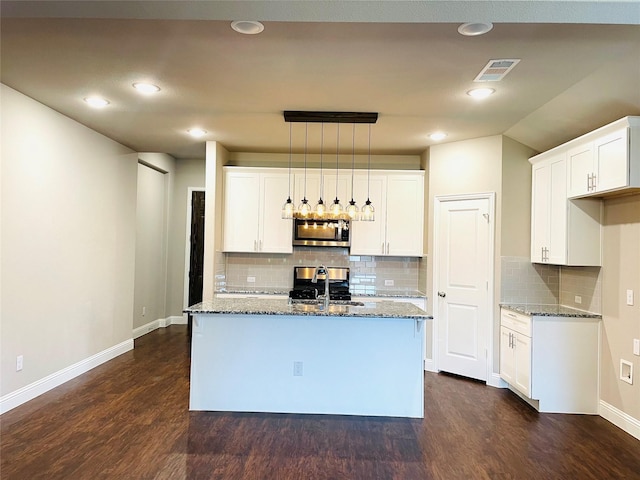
361,124,375,222
297,122,311,217
346,123,360,221
315,123,326,217
281,121,295,219
330,123,343,217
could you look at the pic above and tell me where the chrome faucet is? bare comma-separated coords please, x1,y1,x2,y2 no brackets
311,264,330,308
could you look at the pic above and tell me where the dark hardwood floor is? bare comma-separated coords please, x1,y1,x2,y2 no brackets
2,325,639,479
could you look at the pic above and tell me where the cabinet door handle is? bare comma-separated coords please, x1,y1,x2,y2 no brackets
259,240,262,251
592,173,597,190
387,243,390,254
254,240,257,251
382,243,385,254
437,291,446,298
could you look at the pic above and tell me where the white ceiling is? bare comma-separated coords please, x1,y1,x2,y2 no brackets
1,1,639,159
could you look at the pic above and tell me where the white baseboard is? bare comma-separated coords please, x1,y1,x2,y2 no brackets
169,315,188,325
599,400,640,441
424,358,437,373
487,372,508,389
0,339,133,415
132,316,188,339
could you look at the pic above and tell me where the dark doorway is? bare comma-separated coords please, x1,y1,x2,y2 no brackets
187,190,205,334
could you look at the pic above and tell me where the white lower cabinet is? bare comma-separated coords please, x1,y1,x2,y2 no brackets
499,307,600,414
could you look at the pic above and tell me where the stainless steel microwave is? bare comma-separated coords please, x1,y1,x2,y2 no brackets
292,218,350,247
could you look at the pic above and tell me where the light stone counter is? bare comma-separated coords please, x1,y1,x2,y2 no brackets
186,297,431,320
500,303,601,318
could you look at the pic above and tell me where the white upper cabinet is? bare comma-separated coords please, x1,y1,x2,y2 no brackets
385,174,425,256
223,168,293,254
350,171,425,257
530,153,601,266
566,117,640,198
350,174,387,255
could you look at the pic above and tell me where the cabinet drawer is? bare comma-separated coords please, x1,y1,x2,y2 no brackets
500,309,531,337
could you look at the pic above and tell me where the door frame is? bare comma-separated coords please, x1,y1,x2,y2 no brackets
432,192,496,385
183,187,206,322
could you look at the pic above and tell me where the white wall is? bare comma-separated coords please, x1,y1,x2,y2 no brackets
426,135,534,379
0,84,137,399
133,162,169,329
600,194,640,435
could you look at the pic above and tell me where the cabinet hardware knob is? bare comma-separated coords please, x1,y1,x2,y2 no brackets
438,291,446,298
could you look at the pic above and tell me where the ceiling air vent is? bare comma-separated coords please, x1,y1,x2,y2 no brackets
474,59,521,82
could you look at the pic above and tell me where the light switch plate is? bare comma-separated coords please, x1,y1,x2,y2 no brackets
634,339,640,356
627,289,634,306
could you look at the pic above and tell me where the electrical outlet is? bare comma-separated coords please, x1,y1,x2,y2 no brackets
385,279,394,286
293,361,303,376
16,355,23,372
247,276,256,283
574,295,582,304
633,339,640,356
626,289,634,306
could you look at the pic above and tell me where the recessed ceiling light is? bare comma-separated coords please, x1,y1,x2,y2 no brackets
429,132,447,142
231,20,264,35
458,22,493,36
133,82,160,94
188,128,207,138
84,96,110,108
467,88,495,99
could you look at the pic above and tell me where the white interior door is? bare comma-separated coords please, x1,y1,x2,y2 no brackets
435,195,493,381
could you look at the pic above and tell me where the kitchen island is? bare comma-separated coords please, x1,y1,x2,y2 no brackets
185,298,430,418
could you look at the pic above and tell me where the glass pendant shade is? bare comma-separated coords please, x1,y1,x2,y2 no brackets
298,198,311,217
361,198,375,222
315,198,326,217
330,198,343,216
282,197,295,219
346,199,359,221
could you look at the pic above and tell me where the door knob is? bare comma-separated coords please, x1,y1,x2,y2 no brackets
438,291,446,298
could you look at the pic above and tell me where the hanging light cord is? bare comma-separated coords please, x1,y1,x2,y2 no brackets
335,123,340,201
304,122,308,200
367,124,371,200
288,122,292,198
351,123,356,201
320,123,324,200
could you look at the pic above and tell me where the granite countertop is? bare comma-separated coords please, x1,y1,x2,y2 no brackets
215,289,427,299
501,303,602,319
352,290,427,299
186,297,431,319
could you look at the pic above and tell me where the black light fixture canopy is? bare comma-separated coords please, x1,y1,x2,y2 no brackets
284,111,378,124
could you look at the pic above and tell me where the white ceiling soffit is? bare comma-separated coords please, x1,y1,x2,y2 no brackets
2,0,640,25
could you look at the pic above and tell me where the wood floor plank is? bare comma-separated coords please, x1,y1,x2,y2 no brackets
1,325,639,479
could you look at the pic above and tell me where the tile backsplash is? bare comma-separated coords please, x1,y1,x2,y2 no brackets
501,256,559,305
500,256,602,313
219,247,422,295
559,266,602,313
